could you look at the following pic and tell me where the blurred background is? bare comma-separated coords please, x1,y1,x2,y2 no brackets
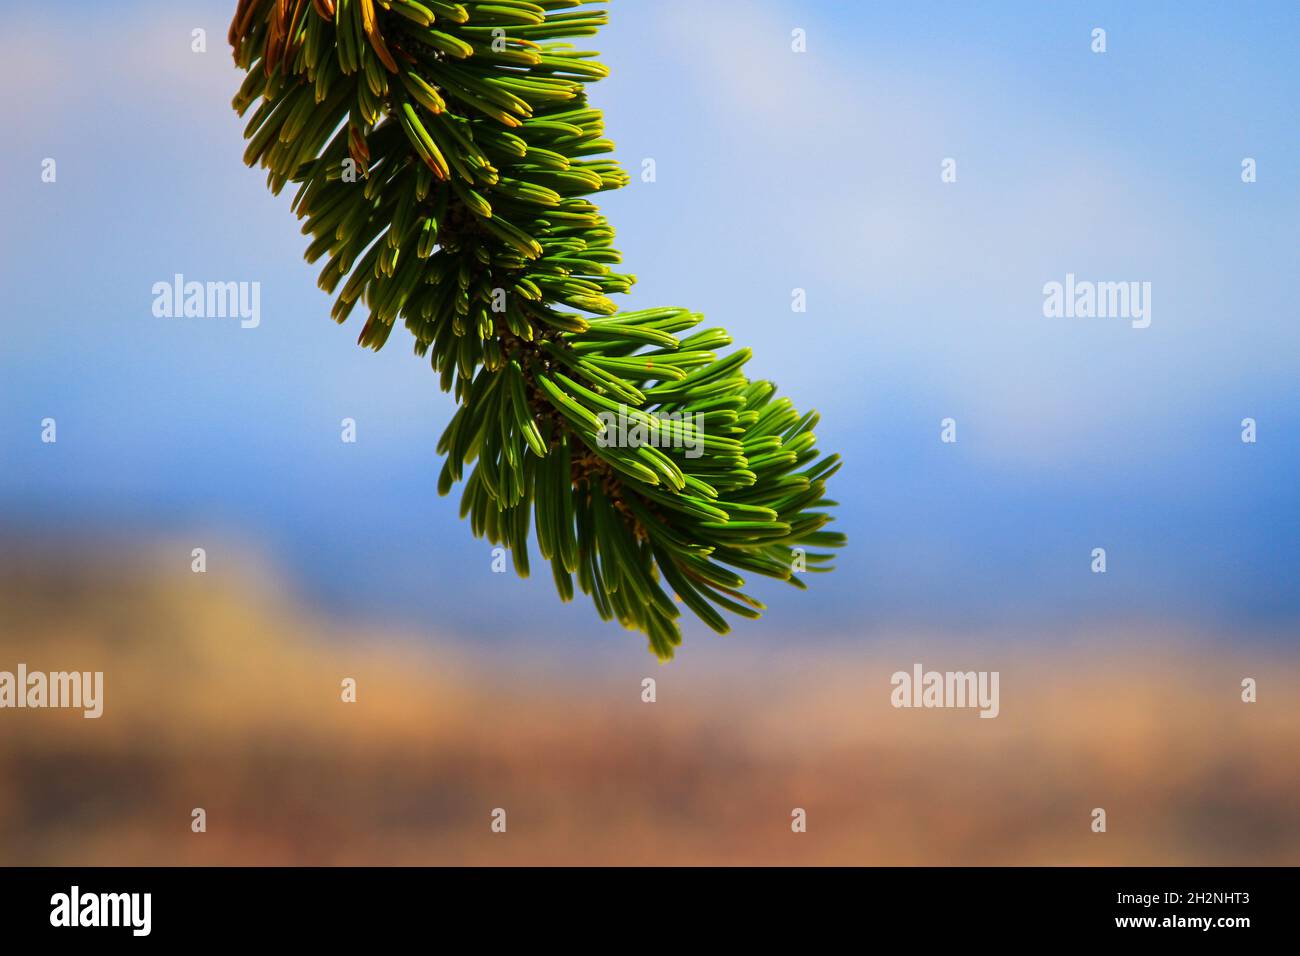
0,0,1297,864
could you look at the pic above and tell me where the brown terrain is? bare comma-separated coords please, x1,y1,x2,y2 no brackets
1,543,1297,865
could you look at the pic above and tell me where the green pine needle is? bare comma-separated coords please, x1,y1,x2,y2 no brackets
229,0,844,659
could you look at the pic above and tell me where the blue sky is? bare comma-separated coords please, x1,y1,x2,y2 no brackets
1,1,1296,651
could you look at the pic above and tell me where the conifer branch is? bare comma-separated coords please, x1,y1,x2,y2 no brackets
230,0,844,658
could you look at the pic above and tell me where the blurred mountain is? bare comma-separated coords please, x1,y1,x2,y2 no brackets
1,540,1296,865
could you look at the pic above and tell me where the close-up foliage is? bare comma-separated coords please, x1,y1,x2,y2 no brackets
229,0,843,657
